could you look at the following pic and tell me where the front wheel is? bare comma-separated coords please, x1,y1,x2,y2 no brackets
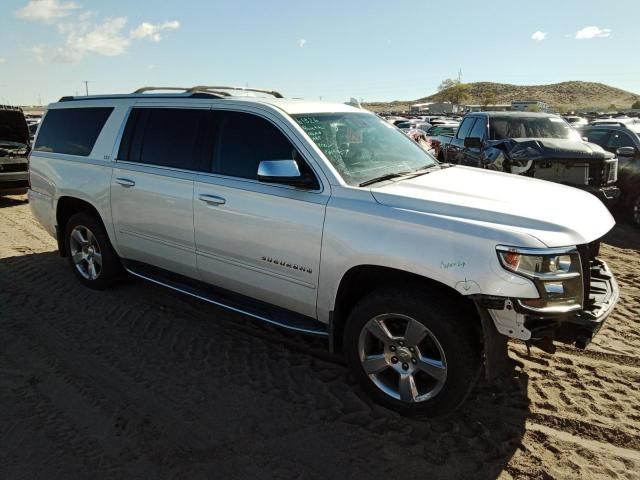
344,286,481,416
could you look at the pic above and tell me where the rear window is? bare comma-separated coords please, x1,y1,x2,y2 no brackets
34,107,113,156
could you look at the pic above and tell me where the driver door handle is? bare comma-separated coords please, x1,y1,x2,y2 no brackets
198,194,226,206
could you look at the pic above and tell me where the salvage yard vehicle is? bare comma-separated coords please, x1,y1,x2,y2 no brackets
438,112,620,206
28,86,619,416
0,105,30,196
581,123,640,226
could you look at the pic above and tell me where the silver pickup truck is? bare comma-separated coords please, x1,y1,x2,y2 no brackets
28,86,619,416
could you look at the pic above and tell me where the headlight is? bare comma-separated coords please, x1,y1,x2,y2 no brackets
497,246,583,313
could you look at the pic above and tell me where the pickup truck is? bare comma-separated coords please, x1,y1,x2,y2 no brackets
438,112,620,205
28,87,619,416
0,105,30,196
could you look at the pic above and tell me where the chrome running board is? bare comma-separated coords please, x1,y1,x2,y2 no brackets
123,260,328,337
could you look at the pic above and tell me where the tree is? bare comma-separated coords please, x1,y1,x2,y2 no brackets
608,103,618,111
528,104,541,112
437,78,470,107
480,91,497,109
632,100,640,109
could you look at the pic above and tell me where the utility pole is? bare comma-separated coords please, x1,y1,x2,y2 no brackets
83,80,89,96
457,68,462,83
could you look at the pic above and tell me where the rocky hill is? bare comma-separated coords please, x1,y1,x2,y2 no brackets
363,81,640,113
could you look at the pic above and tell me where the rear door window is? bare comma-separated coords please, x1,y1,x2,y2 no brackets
117,108,210,171
34,107,113,156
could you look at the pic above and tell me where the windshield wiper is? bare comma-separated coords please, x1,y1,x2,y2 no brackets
359,172,412,187
359,164,440,187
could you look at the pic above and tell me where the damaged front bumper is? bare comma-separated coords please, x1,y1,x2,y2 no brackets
581,185,620,208
523,258,619,349
476,259,619,351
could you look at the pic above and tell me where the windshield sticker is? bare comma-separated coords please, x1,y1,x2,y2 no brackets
347,128,362,143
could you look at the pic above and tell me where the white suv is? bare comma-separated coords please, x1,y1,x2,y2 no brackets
28,86,619,416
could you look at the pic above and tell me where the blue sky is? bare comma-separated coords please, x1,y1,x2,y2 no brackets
1,0,638,105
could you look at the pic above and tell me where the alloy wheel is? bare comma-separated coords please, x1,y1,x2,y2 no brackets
358,314,447,403
69,225,103,280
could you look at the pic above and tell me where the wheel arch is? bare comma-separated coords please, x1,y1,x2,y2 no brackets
329,265,482,354
56,196,111,257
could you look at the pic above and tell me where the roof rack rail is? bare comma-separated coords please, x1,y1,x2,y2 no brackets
133,87,192,94
187,85,284,98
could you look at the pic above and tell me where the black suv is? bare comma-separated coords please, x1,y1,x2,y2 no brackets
0,105,30,196
581,123,640,226
439,112,619,206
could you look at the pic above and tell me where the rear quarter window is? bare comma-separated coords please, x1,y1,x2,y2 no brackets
34,107,113,156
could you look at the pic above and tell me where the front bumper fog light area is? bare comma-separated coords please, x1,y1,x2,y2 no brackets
497,246,584,313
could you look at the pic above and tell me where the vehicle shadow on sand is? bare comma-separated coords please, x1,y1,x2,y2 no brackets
0,195,28,208
0,251,530,480
603,221,640,251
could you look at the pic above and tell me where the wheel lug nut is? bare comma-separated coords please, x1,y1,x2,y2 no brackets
409,347,415,352
391,356,398,364
402,363,409,370
399,341,404,346
411,358,417,364
389,346,396,352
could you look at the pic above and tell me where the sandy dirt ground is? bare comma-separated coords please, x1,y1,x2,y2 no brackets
1,194,639,480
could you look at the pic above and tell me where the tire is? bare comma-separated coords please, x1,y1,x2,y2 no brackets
64,212,123,290
632,194,640,227
344,286,481,416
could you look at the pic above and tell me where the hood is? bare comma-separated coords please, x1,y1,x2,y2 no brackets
370,166,615,247
0,110,30,147
486,138,614,162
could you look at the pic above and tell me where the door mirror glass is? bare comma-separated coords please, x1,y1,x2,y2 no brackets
257,160,313,188
464,136,482,149
616,146,637,158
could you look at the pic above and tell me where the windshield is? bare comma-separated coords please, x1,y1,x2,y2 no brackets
293,112,438,186
489,116,581,141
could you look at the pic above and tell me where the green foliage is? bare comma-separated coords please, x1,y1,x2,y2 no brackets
632,100,640,109
480,91,497,108
608,103,618,111
437,78,470,106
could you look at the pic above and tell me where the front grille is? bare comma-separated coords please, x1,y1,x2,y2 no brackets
0,162,27,173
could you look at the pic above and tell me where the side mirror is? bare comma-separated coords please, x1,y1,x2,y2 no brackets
464,137,482,149
616,146,637,158
257,160,314,188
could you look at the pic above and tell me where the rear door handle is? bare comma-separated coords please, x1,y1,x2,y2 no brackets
198,194,226,206
115,178,136,188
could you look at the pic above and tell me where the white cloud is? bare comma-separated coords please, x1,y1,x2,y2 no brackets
16,0,79,24
531,31,546,41
299,39,307,48
16,0,181,63
575,26,611,39
0,58,6,64
130,20,180,42
54,17,130,63
26,45,45,64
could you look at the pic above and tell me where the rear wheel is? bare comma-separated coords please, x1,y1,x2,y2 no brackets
64,212,122,289
344,286,481,416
